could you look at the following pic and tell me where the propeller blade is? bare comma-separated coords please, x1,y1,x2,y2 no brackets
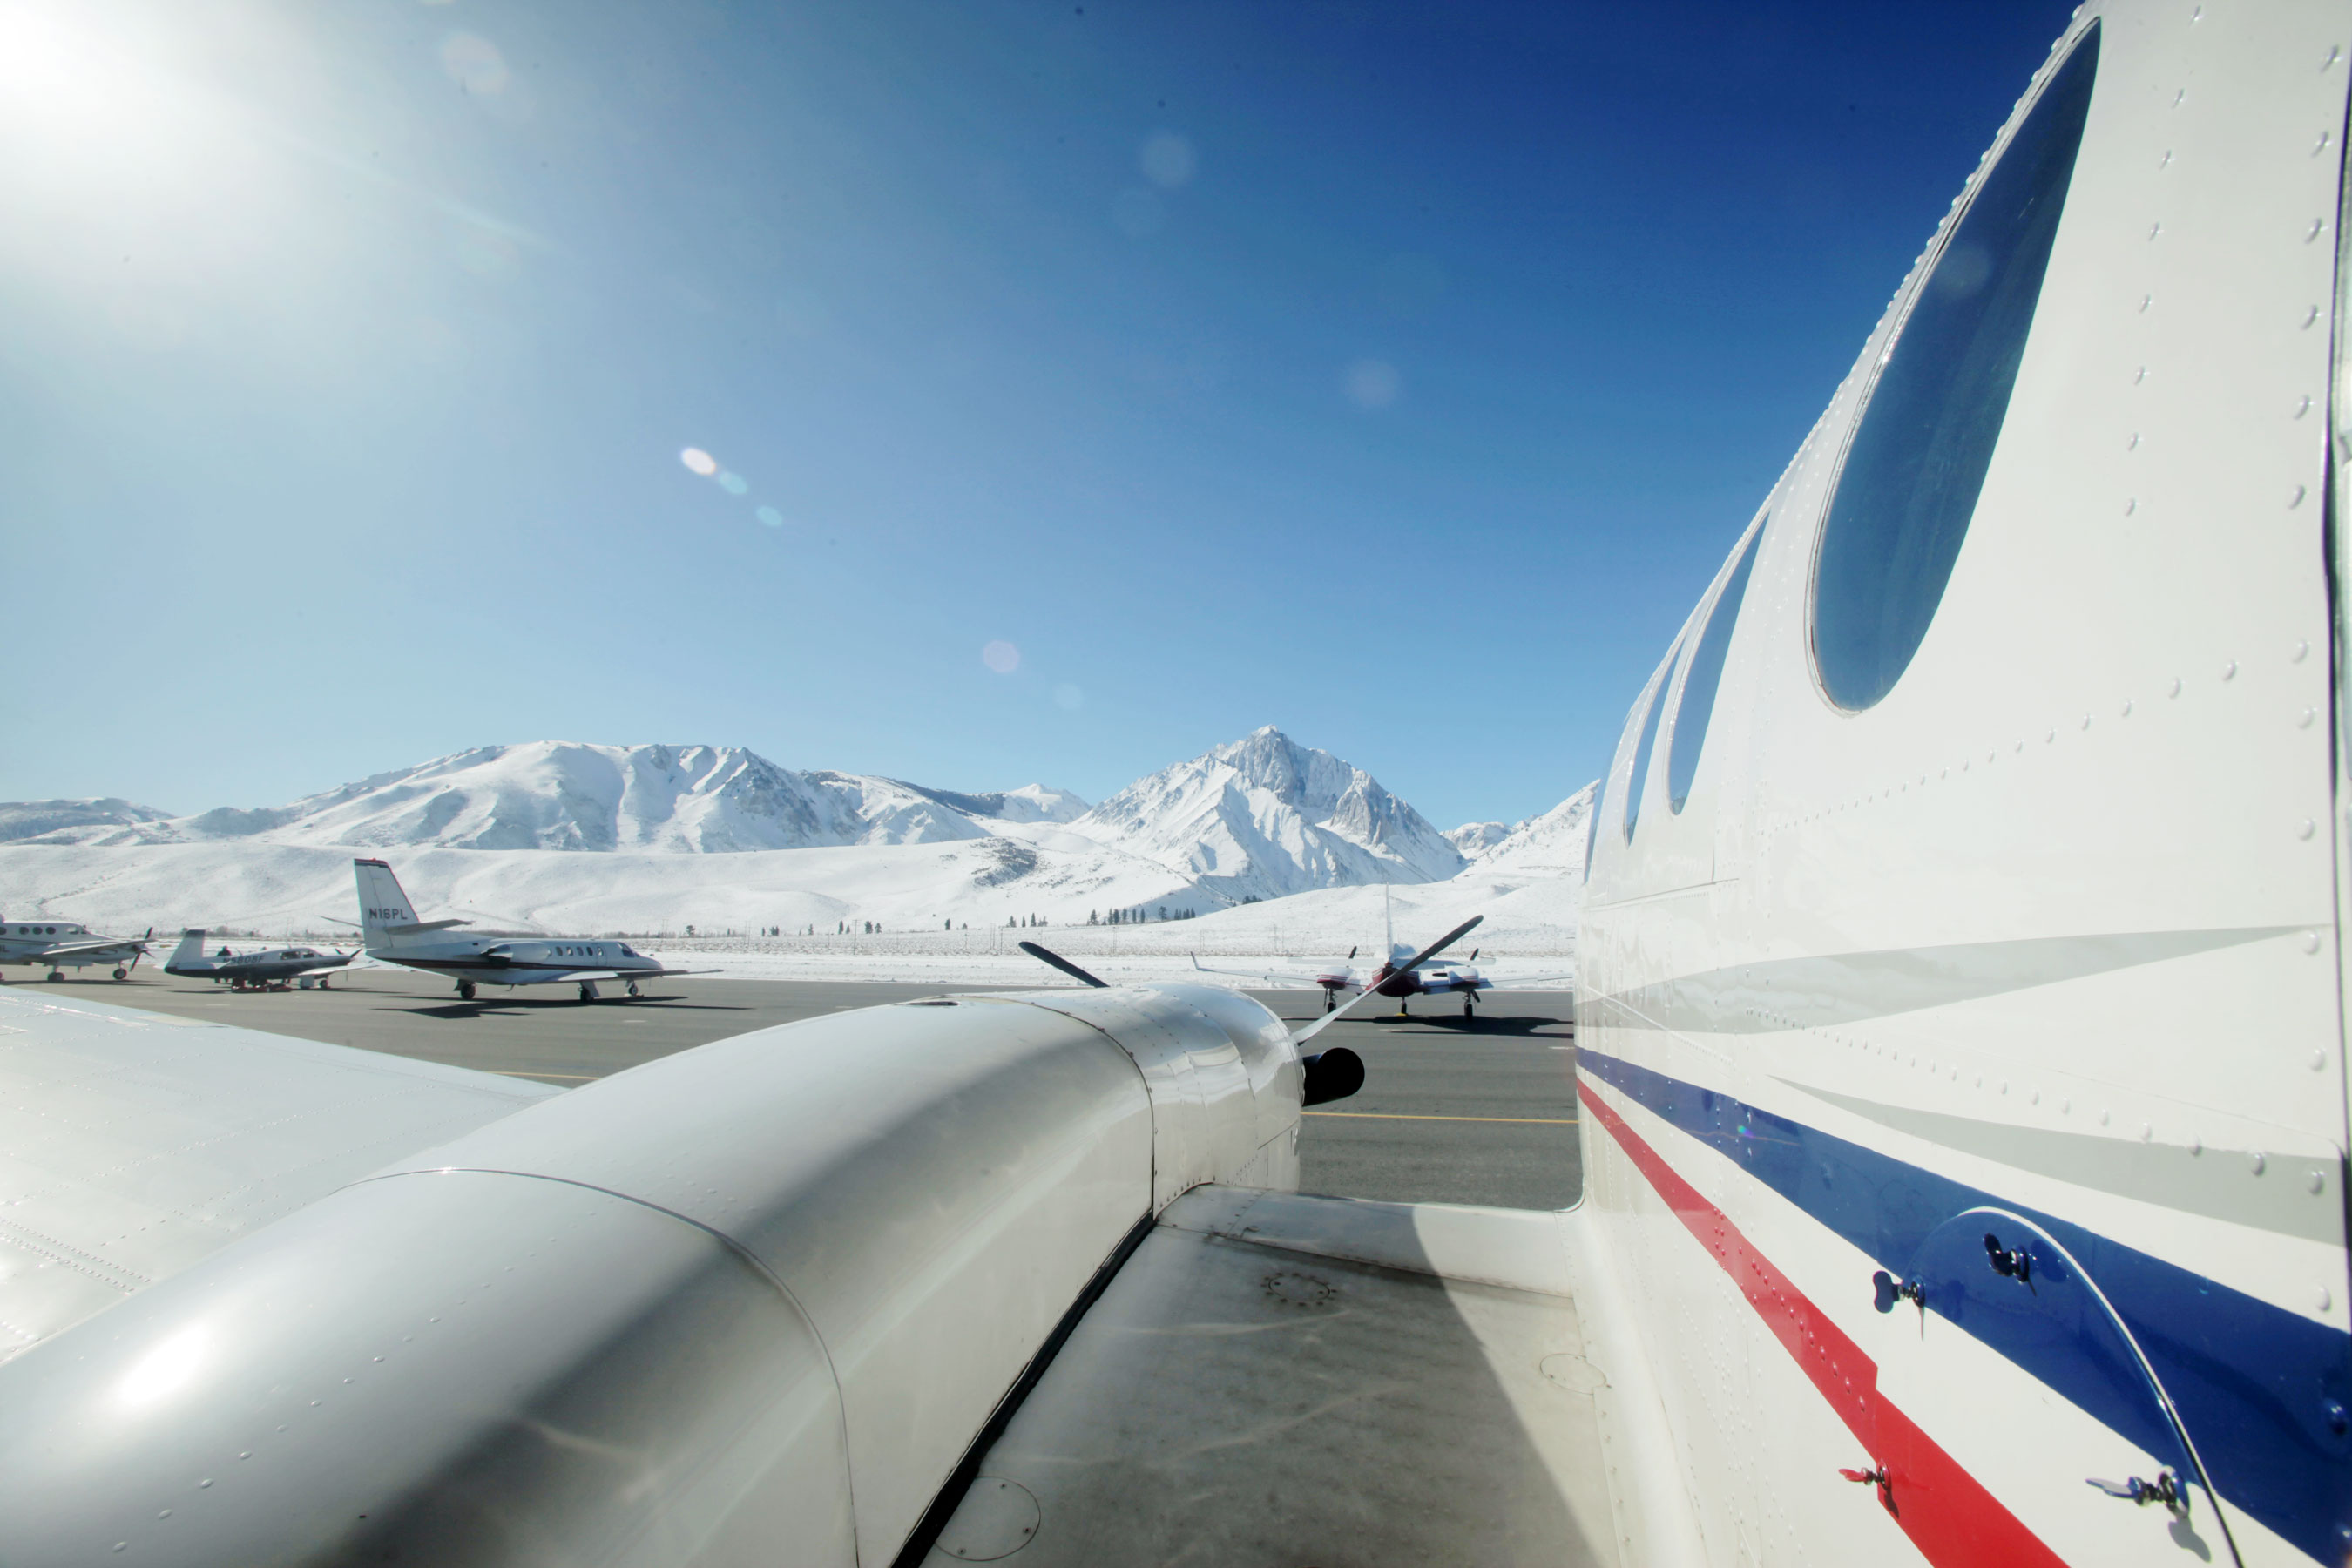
1289,915,1482,1051
1017,941,1108,989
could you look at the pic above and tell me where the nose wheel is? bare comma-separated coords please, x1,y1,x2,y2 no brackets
626,980,641,998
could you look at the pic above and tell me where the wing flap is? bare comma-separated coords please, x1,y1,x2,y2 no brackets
0,991,553,1362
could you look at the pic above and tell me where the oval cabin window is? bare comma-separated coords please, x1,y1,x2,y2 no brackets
1810,23,2099,711
1668,524,1761,813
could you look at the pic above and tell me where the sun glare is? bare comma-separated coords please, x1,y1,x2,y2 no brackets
113,1326,210,1411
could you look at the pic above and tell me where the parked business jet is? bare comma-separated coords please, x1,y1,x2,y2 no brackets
354,858,710,1001
164,931,357,990
0,7,2344,1566
1193,891,1571,1015
0,918,150,982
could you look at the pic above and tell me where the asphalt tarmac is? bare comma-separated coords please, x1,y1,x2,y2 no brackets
19,969,1582,1210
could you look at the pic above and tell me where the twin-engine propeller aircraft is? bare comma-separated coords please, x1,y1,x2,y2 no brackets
163,931,356,991
0,918,151,982
3,6,2350,1565
1193,891,1571,1016
352,858,714,1001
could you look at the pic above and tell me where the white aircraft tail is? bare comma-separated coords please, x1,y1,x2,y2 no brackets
167,930,209,970
355,859,427,951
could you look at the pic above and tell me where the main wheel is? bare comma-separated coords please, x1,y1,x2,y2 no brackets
112,967,127,980
46,971,64,983
626,980,641,998
457,980,477,1001
1462,998,1474,1018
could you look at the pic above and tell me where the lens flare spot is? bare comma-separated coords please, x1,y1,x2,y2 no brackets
755,506,782,527
439,33,510,96
982,640,1021,674
1344,358,1402,409
1140,132,1196,188
679,448,718,476
717,472,748,495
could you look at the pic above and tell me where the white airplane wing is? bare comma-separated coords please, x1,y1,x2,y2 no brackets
0,990,551,1363
30,936,145,960
1477,971,1578,989
1187,955,1352,989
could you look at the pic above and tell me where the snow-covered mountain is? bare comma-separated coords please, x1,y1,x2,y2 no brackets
1069,727,1466,904
1461,782,1598,876
19,744,1089,855
0,735,1595,935
1445,821,1512,858
0,799,174,843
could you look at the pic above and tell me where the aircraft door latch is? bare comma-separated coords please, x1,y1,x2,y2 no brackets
1871,1269,1925,1313
2086,1470,2185,1514
1983,1232,2032,1285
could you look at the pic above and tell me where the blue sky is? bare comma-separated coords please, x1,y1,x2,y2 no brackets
0,0,2072,828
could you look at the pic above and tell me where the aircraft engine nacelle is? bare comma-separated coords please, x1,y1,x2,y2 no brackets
0,984,1301,1567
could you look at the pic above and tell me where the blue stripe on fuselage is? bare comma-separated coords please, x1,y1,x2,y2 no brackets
1578,1048,2352,1565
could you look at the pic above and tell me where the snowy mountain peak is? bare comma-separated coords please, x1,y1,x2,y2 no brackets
6,744,1092,855
1469,781,1599,875
0,798,174,844
1446,821,1513,858
1072,728,1465,904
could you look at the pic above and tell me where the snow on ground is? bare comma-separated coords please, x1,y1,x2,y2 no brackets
0,838,1200,938
0,849,1575,988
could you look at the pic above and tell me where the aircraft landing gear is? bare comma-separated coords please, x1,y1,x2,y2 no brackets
625,980,641,998
1322,990,1336,1014
578,981,601,1003
457,979,477,1001
1462,997,1475,1019
112,967,127,981
46,970,64,983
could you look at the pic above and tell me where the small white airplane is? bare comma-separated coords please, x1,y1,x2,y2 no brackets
352,858,713,1002
164,931,357,990
0,918,151,983
1192,890,1572,1017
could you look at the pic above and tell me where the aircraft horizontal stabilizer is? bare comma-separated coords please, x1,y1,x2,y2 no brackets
377,918,471,936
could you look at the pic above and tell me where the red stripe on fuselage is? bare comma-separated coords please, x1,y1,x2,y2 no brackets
1578,1078,2065,1567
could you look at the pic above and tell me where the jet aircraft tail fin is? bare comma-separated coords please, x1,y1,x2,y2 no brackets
355,860,437,952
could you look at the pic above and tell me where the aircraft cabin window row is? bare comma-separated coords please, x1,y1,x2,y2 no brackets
1809,23,2099,712
1667,523,1761,814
